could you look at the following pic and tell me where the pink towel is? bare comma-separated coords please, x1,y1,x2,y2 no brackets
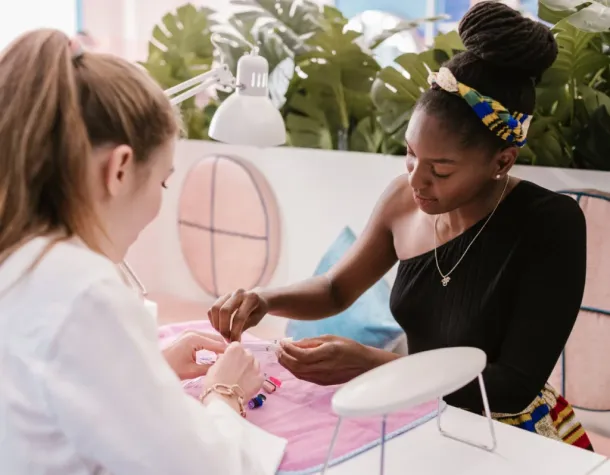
159,321,441,474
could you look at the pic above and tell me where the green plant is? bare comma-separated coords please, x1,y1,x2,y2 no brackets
143,1,441,153
281,6,447,153
212,2,401,151
371,4,610,171
282,6,387,152
368,15,449,50
211,0,328,107
371,31,465,146
142,1,610,171
141,3,216,88
540,0,610,32
532,1,610,169
140,4,217,139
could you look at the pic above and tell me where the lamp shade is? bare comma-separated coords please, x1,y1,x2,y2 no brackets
209,51,286,147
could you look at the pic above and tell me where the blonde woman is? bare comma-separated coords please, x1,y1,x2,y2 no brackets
0,30,276,474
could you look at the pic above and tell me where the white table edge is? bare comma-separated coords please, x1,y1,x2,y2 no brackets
588,458,610,474
320,405,607,475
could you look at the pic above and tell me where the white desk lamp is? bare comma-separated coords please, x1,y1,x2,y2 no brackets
323,347,497,474
121,50,286,313
163,48,286,148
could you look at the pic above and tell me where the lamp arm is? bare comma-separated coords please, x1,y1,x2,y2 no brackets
164,64,237,106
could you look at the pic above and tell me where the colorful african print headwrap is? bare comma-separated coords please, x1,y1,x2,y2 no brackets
427,67,532,148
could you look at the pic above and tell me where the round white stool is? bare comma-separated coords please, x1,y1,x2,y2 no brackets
322,347,497,474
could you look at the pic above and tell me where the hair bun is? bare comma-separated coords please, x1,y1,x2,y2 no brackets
458,1,557,80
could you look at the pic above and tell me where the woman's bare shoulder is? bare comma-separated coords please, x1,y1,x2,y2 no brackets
375,174,417,226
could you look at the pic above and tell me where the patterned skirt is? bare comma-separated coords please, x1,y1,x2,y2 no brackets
492,384,594,451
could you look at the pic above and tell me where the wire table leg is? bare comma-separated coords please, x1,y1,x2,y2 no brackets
380,414,387,475
321,417,343,475
437,373,497,452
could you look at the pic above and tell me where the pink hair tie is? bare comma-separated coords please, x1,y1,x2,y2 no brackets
69,37,84,61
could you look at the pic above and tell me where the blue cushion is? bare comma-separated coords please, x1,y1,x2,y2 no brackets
285,226,405,349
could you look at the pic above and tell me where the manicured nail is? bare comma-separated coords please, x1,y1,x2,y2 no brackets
262,380,276,394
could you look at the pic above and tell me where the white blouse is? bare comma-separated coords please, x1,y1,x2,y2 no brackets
0,237,285,475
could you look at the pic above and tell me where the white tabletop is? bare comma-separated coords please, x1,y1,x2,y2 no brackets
591,459,610,474
322,406,607,475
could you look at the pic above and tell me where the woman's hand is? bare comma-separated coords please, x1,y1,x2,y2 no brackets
277,335,397,386
162,331,227,380
206,342,264,400
208,289,269,342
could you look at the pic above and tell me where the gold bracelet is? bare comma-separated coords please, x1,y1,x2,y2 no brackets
200,383,247,418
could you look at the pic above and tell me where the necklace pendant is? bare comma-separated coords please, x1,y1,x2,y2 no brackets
441,276,451,286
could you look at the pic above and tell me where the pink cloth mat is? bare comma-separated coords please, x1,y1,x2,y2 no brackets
159,321,442,474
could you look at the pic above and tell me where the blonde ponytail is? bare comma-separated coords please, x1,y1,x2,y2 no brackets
0,29,178,265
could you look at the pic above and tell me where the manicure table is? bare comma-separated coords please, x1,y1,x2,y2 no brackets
322,405,606,475
321,347,607,475
591,458,610,474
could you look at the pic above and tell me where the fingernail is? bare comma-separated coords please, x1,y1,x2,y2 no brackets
262,380,277,394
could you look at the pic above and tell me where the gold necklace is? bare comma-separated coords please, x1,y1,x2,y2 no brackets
433,176,509,287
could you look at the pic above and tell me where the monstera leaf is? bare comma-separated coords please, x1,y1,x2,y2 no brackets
181,100,219,140
282,6,381,150
541,20,609,87
574,105,610,170
538,1,574,24
368,15,449,50
519,115,573,167
284,91,333,149
528,18,610,167
430,30,465,57
540,0,610,32
230,0,327,52
212,24,294,107
140,3,218,140
140,3,216,89
213,0,329,108
570,85,610,169
371,32,465,144
213,20,290,73
349,116,405,154
535,19,608,130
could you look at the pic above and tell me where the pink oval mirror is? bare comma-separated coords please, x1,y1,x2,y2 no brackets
178,154,281,297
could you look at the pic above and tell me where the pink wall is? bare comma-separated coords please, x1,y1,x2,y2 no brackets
82,0,128,57
81,0,231,61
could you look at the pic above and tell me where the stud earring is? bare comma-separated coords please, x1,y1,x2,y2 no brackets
495,174,502,180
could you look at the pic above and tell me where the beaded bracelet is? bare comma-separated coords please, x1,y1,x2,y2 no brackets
200,383,247,418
